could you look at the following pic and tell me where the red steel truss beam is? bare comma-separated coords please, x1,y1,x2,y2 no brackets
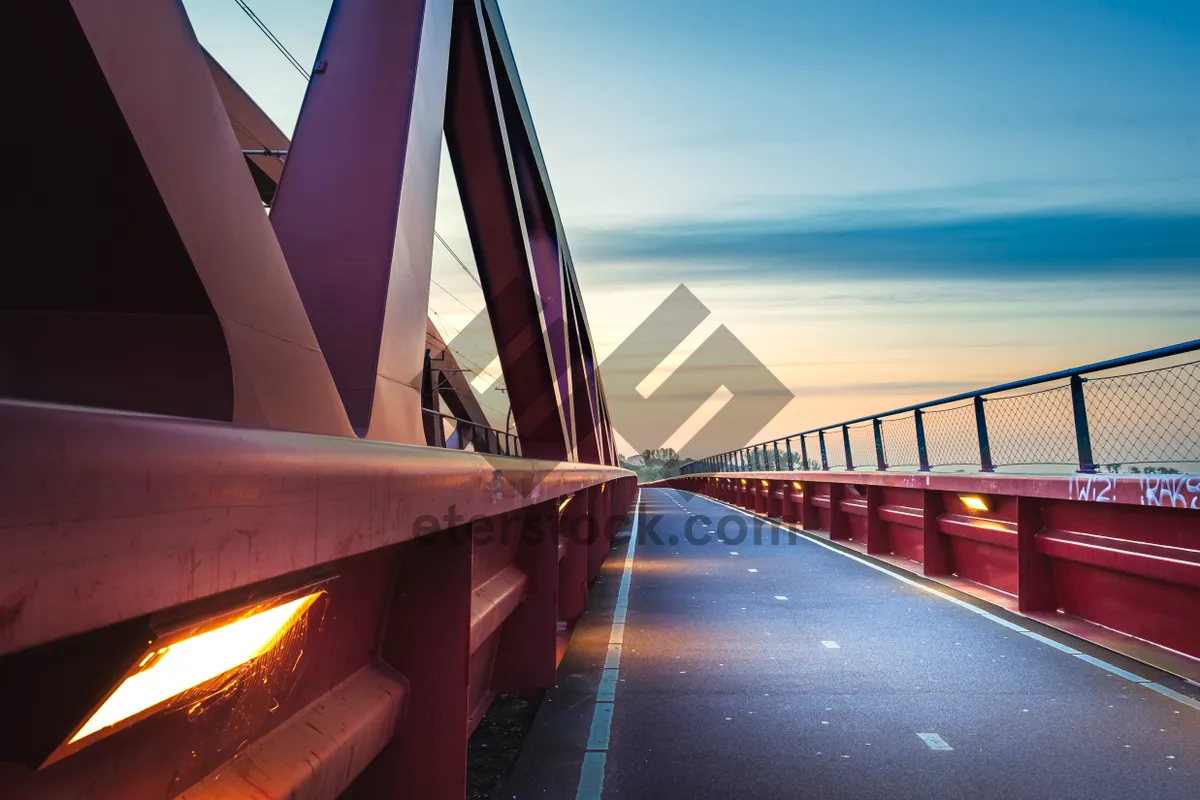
445,0,585,462
270,0,454,443
57,0,354,438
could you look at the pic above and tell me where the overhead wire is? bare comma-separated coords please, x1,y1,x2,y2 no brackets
434,231,483,287
232,0,311,80
426,311,504,387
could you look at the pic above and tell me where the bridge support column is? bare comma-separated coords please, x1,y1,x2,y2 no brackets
559,490,589,622
586,486,610,585
1017,497,1057,612
768,481,784,519
783,482,801,524
492,501,560,693
359,528,472,798
865,485,888,555
828,483,850,541
922,490,952,576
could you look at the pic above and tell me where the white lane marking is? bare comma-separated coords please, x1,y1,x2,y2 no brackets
576,752,606,800
917,733,953,751
748,568,759,573
730,551,739,556
576,489,642,800
603,644,622,670
685,491,1200,715
586,702,614,750
821,640,840,649
1020,630,1080,654
775,595,789,601
1144,683,1200,711
1071,653,1149,683
597,669,620,702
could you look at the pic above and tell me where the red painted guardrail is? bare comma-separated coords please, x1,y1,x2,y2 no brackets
657,471,1200,674
0,400,635,799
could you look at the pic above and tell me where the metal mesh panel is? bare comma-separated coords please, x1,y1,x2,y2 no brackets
1086,360,1200,468
795,434,820,470
781,439,797,469
881,414,920,467
923,402,979,467
986,384,1078,466
847,423,877,470
819,429,847,469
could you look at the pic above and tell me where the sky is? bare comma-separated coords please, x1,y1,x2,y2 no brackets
185,0,1200,458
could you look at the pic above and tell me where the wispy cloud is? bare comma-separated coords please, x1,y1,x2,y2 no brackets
577,209,1200,282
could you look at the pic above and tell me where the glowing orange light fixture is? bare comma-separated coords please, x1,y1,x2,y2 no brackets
69,592,321,746
960,495,989,512
792,482,802,490
558,496,573,514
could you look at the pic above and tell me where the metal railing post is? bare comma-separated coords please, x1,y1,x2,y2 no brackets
842,424,854,471
974,395,994,472
872,418,886,471
785,437,794,469
800,434,810,470
914,408,930,471
818,430,829,470
1070,374,1096,473
773,441,781,470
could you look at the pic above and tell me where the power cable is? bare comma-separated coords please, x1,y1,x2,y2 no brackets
232,0,311,80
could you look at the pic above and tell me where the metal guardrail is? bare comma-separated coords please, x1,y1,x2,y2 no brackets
0,400,634,797
684,338,1200,475
423,409,521,457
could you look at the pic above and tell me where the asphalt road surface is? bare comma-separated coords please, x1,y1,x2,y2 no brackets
503,488,1199,800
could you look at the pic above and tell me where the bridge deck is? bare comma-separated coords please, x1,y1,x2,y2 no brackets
505,487,1200,799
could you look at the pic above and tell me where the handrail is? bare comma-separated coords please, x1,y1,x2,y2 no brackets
688,338,1200,475
423,408,521,457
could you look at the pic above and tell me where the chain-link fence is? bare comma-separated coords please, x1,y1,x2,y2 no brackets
846,422,878,470
686,343,1200,476
922,402,980,467
821,430,847,470
1086,361,1200,469
880,415,920,468
986,384,1078,467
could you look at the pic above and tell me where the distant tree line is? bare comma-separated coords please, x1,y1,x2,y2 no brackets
618,448,686,482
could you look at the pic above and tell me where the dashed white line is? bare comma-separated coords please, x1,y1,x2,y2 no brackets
917,733,953,751
821,640,840,649
685,491,1200,716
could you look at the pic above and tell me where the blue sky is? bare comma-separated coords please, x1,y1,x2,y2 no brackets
186,0,1199,449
